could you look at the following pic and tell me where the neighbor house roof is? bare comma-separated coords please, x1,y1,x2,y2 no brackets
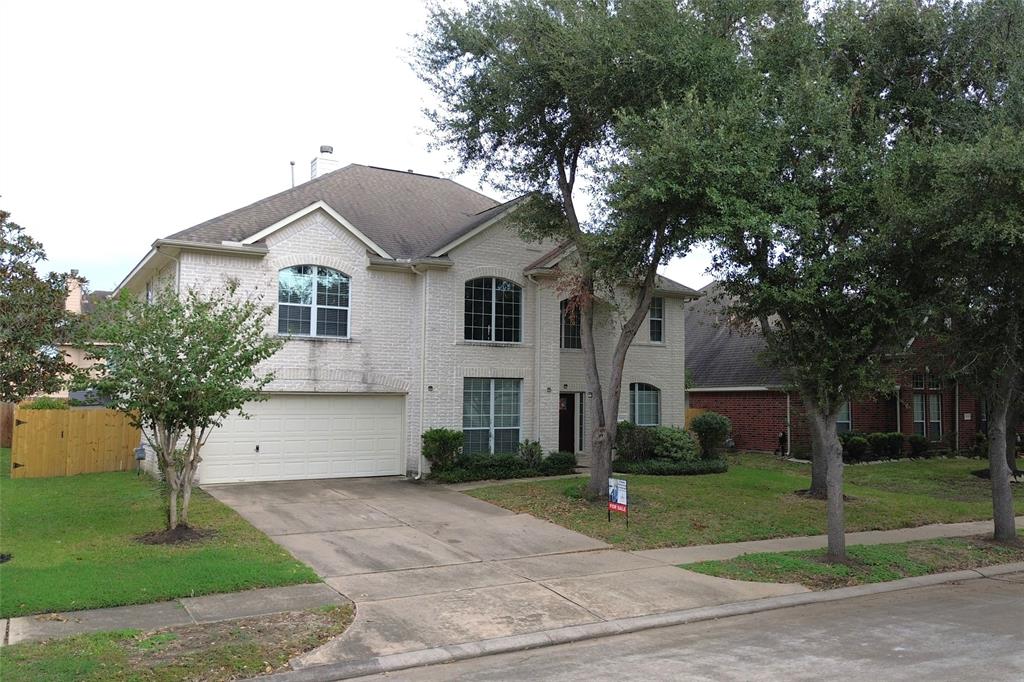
166,164,503,260
80,290,111,315
523,242,701,298
685,282,786,389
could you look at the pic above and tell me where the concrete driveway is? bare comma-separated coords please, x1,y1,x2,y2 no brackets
204,477,806,666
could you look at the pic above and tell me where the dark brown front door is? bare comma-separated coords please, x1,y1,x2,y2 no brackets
559,393,576,453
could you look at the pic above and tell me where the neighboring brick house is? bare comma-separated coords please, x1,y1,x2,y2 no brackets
115,151,698,483
47,276,110,399
686,283,983,456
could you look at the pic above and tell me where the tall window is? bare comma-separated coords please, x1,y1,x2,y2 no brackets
278,265,350,337
649,297,664,343
463,378,522,454
560,299,581,349
464,277,522,342
912,370,942,440
836,401,852,433
630,383,660,426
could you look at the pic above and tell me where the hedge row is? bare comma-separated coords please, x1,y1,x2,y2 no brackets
430,451,578,483
838,431,937,463
612,457,728,476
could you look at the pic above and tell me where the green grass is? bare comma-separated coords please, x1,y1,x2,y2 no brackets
0,447,318,618
467,452,1023,550
683,534,1024,590
0,604,354,681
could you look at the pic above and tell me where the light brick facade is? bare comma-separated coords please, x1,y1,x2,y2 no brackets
132,207,690,475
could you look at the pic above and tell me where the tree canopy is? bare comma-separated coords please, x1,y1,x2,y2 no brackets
0,210,79,402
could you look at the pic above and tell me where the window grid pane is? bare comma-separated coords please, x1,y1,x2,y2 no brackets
928,394,941,439
649,298,664,343
494,280,521,342
913,394,925,436
278,304,311,335
630,383,660,426
464,278,493,341
462,378,521,454
561,299,581,349
279,266,349,338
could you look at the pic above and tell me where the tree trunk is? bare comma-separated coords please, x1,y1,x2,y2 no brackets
806,416,828,498
168,484,179,530
987,376,1018,543
1006,401,1020,476
809,405,846,562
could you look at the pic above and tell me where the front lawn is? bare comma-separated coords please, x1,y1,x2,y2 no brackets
683,534,1024,590
0,604,353,682
466,452,1023,550
0,447,318,618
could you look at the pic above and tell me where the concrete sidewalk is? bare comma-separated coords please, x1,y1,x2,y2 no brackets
2,583,346,646
633,515,1024,564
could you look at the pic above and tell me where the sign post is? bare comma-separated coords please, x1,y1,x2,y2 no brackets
607,477,628,528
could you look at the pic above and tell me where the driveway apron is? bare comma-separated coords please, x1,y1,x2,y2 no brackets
204,478,806,666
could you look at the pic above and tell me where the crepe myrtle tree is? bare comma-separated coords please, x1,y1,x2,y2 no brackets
414,0,750,498
0,209,82,401
87,281,282,530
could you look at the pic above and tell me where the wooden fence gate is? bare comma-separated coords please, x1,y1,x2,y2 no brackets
10,406,141,478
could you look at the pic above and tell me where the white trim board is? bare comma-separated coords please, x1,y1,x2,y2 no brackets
240,201,392,259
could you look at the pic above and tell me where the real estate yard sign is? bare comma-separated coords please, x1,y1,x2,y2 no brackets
608,477,628,527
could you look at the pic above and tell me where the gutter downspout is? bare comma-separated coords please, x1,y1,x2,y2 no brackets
786,392,792,457
895,385,902,434
954,380,960,455
527,274,542,442
412,266,429,480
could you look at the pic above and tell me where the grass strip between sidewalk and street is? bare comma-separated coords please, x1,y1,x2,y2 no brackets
466,452,1023,550
0,447,319,618
682,534,1024,590
0,604,354,682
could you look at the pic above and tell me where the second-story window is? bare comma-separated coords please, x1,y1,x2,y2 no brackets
649,297,664,343
278,265,350,338
560,299,581,349
464,277,521,342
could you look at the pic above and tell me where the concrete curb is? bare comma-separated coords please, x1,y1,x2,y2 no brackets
263,561,1024,682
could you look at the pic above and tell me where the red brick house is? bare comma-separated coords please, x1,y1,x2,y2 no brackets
685,283,985,456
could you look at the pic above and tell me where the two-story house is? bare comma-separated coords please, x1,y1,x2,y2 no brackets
115,153,697,483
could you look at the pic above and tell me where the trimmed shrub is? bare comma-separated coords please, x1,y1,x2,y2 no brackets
907,434,930,458
615,421,656,461
974,432,988,459
421,428,463,470
866,432,904,461
612,458,728,476
843,436,870,463
21,396,69,410
539,451,577,475
651,426,699,461
690,412,731,459
518,439,543,468
430,449,577,483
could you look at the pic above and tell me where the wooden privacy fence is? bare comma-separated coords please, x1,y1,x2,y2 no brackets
685,407,707,429
0,402,13,448
10,406,141,478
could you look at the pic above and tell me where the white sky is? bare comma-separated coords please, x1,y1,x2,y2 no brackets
0,0,714,292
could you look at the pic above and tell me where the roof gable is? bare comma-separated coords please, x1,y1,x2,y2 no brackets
166,164,501,260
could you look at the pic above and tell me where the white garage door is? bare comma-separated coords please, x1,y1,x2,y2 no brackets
198,394,405,484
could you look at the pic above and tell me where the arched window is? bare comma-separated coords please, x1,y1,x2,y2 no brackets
629,383,660,426
278,265,350,338
464,277,522,342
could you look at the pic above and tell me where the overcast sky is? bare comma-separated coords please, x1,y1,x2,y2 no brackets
0,0,714,292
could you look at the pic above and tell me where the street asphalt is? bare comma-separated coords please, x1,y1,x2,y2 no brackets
351,572,1024,681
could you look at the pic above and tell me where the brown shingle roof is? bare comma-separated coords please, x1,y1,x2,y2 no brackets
685,282,786,388
166,164,501,259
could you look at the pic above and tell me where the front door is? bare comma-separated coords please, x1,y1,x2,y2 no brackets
559,393,576,453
